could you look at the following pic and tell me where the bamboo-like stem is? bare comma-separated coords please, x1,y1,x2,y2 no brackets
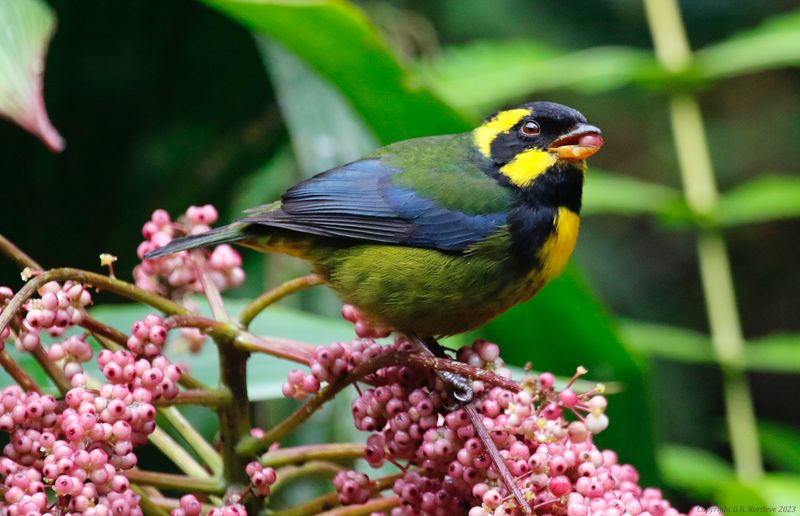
0,348,41,392
239,352,520,456
0,233,42,270
149,426,212,479
318,496,400,515
159,406,224,475
239,274,323,328
125,469,226,494
260,443,365,469
643,0,762,481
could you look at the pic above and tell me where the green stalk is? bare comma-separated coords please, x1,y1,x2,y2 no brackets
643,0,762,481
159,406,224,475
149,426,212,479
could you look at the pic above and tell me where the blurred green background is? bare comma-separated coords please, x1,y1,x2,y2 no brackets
2,0,799,511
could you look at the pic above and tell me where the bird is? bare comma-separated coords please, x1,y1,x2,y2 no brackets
146,101,602,396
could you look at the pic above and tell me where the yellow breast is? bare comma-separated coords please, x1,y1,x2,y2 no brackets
535,207,580,283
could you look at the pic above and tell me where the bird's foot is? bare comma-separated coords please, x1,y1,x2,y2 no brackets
405,332,473,406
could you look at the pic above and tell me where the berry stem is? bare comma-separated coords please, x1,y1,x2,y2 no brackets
234,332,316,364
260,443,366,468
130,486,172,516
159,406,225,475
195,254,231,323
149,425,213,479
271,461,344,494
0,267,191,337
152,388,231,407
125,469,226,494
0,233,42,270
270,473,400,516
0,348,40,392
464,403,531,514
30,341,71,393
239,274,324,329
317,496,400,515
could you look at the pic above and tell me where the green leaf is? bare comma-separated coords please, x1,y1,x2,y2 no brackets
618,320,715,364
718,474,800,510
201,0,468,143
0,0,63,151
583,170,684,217
620,320,800,374
746,334,800,374
418,40,658,114
759,421,800,473
696,9,800,80
658,444,735,499
714,175,800,227
90,298,354,401
259,39,379,177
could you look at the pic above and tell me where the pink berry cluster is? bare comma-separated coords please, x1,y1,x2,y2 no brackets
342,304,392,339
333,469,372,505
134,206,245,299
170,495,247,516
282,337,410,400
0,385,146,515
47,334,94,386
246,461,277,497
11,280,92,352
97,314,184,405
292,339,713,516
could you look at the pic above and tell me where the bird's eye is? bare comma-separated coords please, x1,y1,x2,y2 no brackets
519,121,540,137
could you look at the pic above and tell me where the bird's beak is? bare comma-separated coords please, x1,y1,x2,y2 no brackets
548,124,604,160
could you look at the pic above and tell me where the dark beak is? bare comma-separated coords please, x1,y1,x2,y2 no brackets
548,124,604,160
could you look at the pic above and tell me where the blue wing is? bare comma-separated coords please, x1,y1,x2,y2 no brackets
240,157,508,252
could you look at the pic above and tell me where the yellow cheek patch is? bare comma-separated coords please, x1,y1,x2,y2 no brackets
536,207,580,282
499,148,557,188
473,108,530,158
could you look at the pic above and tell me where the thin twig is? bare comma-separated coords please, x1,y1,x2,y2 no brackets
317,496,400,516
271,461,343,494
149,426,212,479
239,352,519,456
465,404,530,514
0,348,41,392
152,389,231,408
0,234,42,270
260,443,365,468
239,274,323,328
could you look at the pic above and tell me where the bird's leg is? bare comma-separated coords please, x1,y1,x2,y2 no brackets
406,333,473,405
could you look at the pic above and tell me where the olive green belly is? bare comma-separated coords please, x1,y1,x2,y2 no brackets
311,244,537,337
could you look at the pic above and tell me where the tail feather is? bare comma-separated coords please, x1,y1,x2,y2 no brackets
144,224,246,259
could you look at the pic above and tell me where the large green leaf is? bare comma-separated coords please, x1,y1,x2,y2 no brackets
695,9,800,81
714,175,800,227
418,41,658,114
201,0,468,143
0,0,63,151
759,421,800,474
259,39,378,178
718,474,800,510
657,444,735,499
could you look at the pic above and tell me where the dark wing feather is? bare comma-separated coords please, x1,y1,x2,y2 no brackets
240,157,506,252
